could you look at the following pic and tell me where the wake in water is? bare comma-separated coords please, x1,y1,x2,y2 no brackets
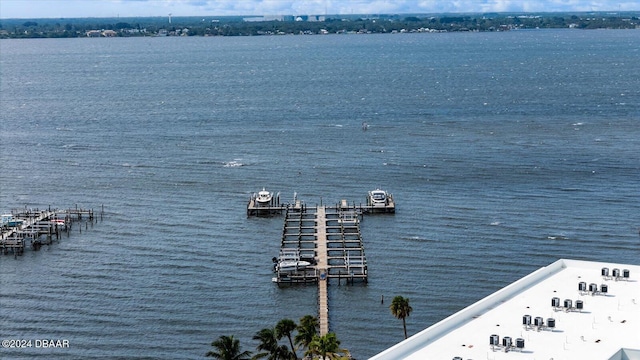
223,160,245,167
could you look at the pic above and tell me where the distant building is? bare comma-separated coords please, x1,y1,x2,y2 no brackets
295,15,325,22
123,28,146,34
86,30,117,37
243,16,285,22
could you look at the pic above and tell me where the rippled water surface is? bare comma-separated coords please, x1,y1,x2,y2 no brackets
1,30,639,359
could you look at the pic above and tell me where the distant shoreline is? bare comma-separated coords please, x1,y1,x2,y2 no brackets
1,12,638,39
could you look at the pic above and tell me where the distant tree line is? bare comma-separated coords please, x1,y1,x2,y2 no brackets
1,12,638,39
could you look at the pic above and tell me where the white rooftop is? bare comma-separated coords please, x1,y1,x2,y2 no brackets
370,259,640,360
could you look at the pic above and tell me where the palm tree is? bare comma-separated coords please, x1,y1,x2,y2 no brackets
305,333,349,360
252,327,291,360
390,295,413,339
253,328,278,359
275,318,298,360
206,335,252,360
294,315,319,352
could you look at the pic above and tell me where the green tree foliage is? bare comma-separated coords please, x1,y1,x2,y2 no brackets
294,315,319,351
208,315,345,360
390,295,413,339
305,333,349,360
1,13,638,39
275,319,298,360
206,335,252,360
252,328,291,360
115,22,132,29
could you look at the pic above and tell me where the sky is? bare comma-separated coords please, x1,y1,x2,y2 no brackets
1,0,639,19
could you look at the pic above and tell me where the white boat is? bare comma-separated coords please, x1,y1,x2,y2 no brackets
2,214,24,227
368,189,389,207
273,248,313,272
1,214,12,227
255,188,272,206
276,260,311,272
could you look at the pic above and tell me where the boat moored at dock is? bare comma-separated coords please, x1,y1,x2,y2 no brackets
366,189,395,213
368,189,389,206
276,260,312,272
255,188,273,206
1,206,102,256
248,189,394,216
273,248,314,273
247,189,305,216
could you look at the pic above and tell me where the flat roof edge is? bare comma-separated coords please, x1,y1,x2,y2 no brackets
370,259,571,360
609,348,640,360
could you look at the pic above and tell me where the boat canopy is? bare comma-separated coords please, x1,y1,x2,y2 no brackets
371,190,386,201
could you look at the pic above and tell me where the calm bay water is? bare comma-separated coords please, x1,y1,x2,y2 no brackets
1,29,639,359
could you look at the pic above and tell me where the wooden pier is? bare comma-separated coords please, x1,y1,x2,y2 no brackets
246,191,306,216
316,206,329,336
258,189,393,335
248,190,394,217
1,206,100,256
273,205,368,335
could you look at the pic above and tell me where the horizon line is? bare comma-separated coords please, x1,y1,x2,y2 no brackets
2,10,639,21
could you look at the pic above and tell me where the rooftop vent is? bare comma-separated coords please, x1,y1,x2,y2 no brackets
547,318,556,328
578,281,587,291
502,336,512,347
564,299,573,309
613,268,620,278
534,316,544,327
600,284,608,293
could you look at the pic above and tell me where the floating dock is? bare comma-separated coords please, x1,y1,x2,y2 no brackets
1,206,100,256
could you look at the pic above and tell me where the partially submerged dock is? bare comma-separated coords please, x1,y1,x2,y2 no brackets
1,206,101,256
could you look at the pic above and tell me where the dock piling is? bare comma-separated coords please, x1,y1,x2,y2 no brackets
1,206,101,256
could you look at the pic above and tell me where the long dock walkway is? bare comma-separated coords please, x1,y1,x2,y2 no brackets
316,206,329,335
